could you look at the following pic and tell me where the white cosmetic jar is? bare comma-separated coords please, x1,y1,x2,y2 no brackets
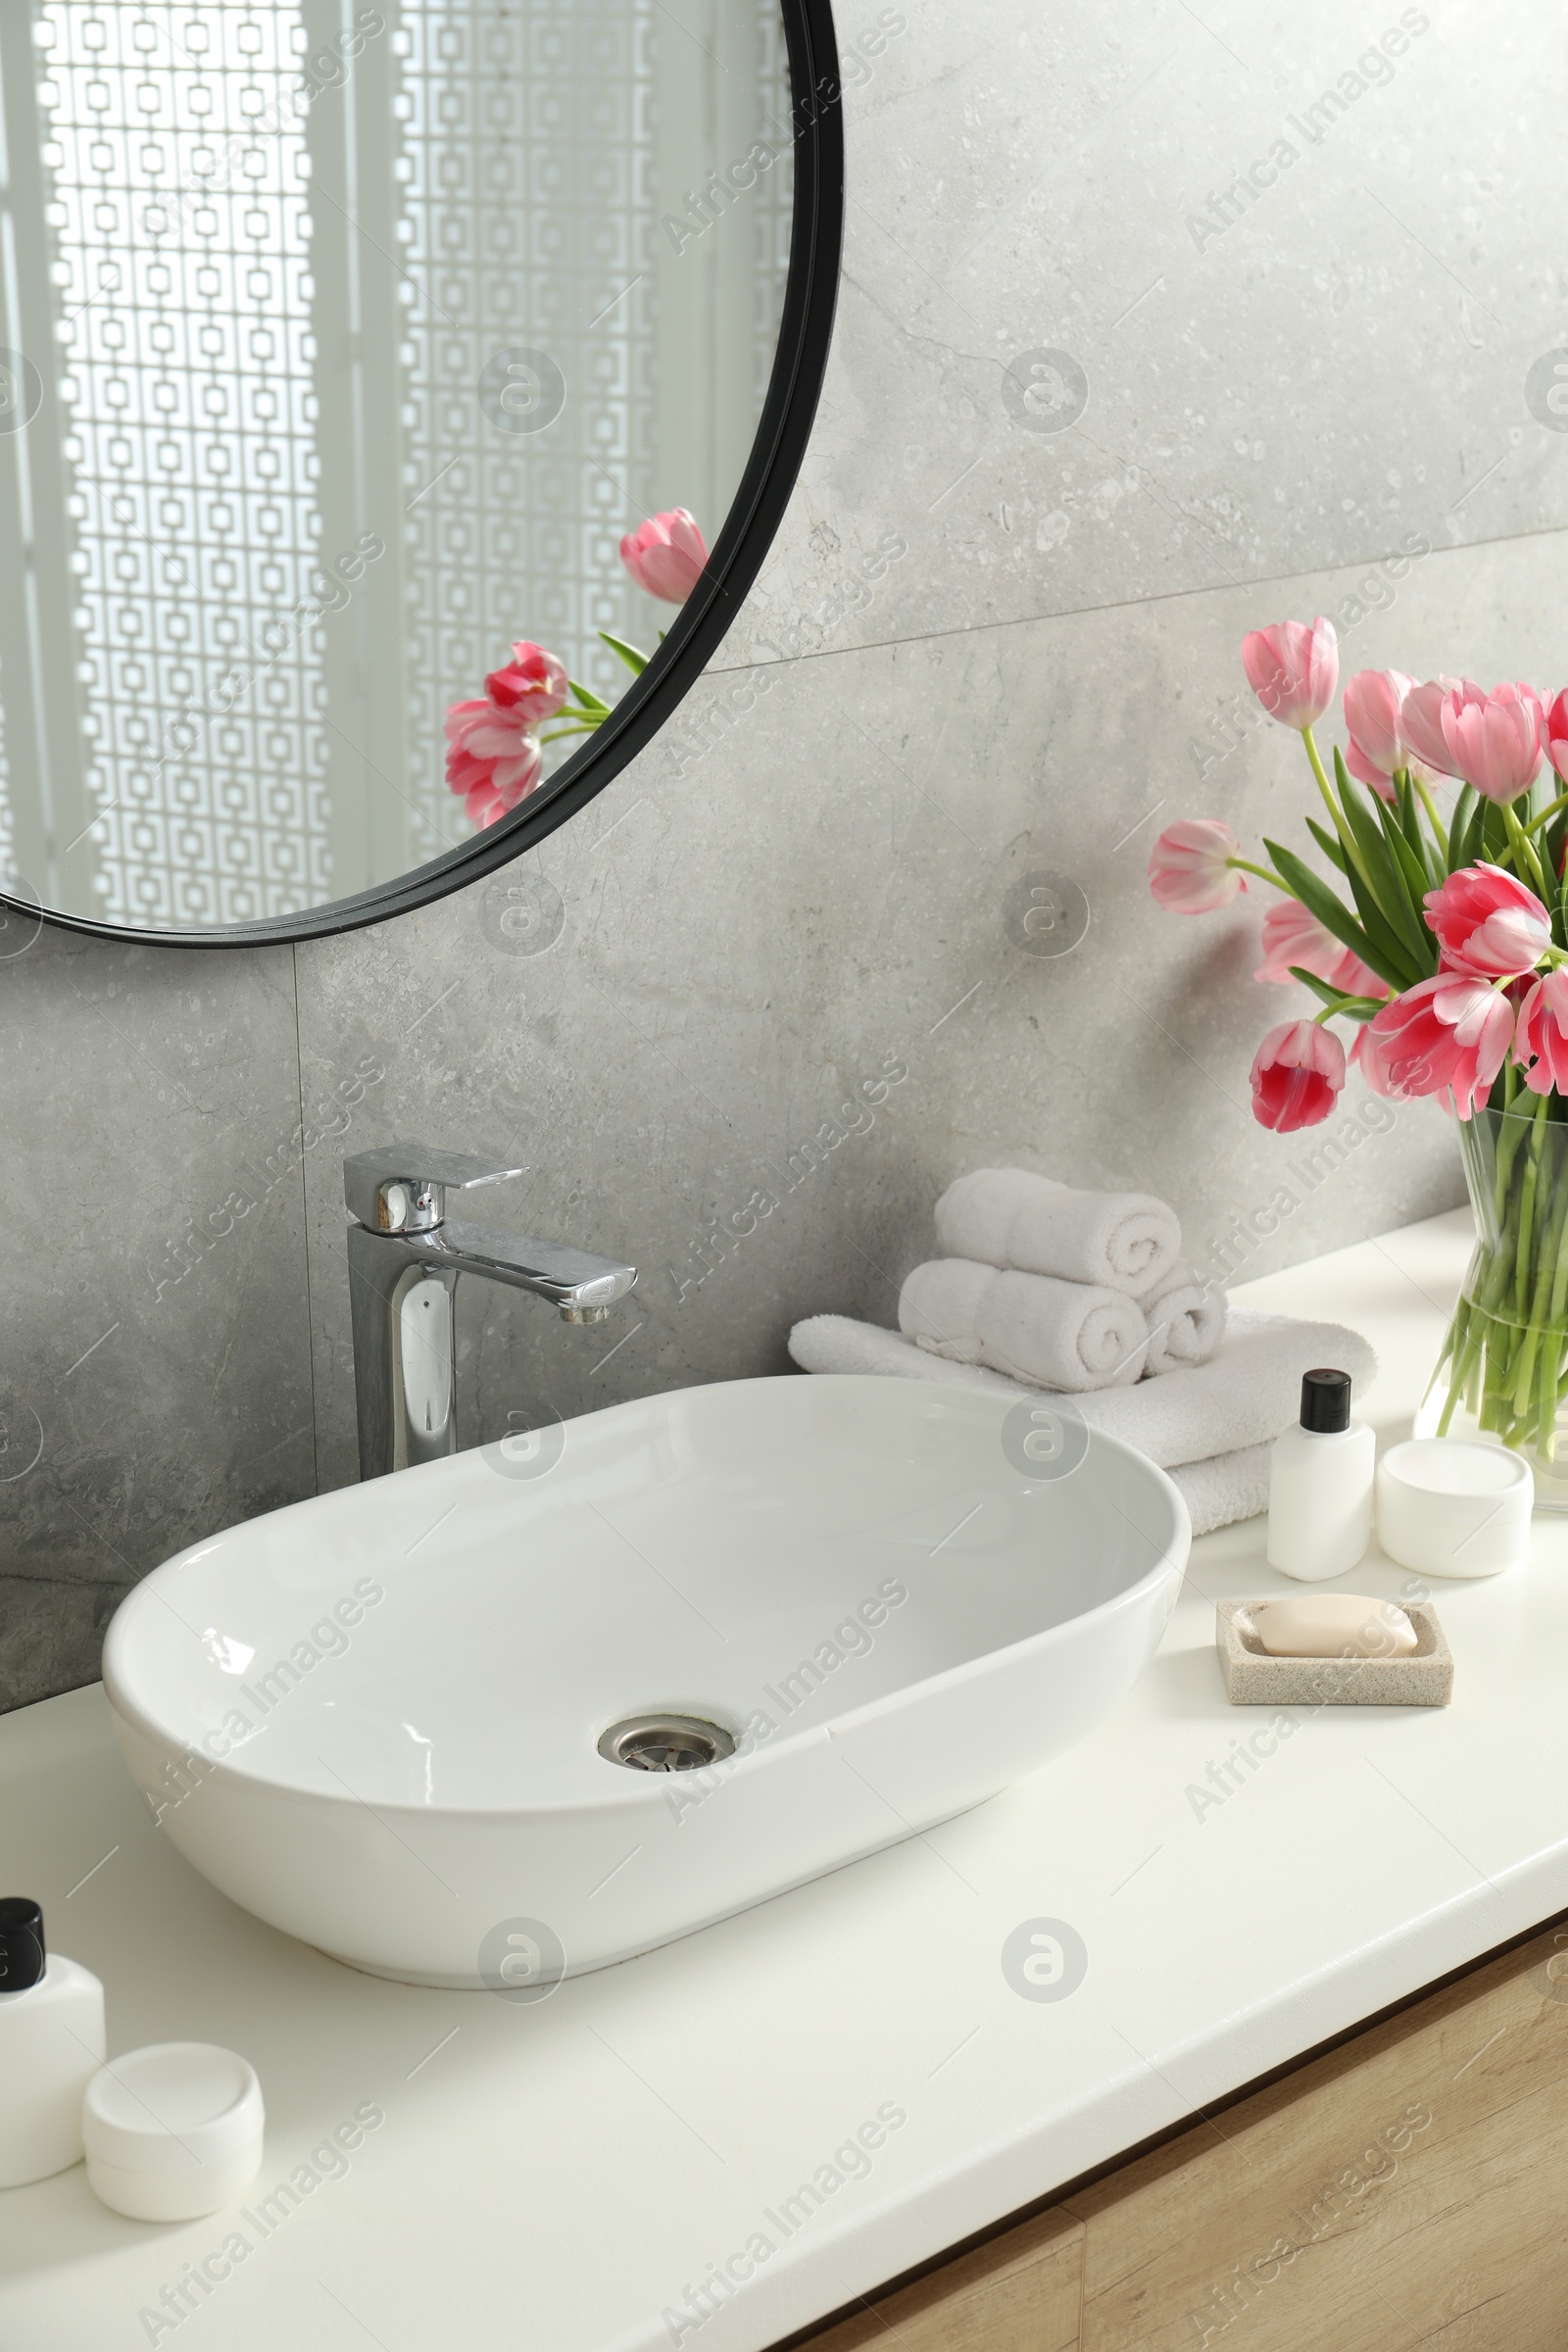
82,2042,264,2221
1376,1439,1533,1579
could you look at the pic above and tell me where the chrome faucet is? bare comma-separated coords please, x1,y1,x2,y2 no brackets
343,1144,637,1479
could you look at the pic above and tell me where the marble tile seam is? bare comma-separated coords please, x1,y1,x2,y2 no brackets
288,939,323,1501
708,514,1568,679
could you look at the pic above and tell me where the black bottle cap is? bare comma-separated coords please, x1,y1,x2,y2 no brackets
1300,1368,1351,1435
0,1897,44,1992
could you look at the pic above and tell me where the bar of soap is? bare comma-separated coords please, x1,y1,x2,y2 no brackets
1251,1593,1417,1659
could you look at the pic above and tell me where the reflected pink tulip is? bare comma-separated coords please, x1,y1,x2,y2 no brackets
444,702,545,828
483,641,568,725
620,509,708,603
444,637,567,828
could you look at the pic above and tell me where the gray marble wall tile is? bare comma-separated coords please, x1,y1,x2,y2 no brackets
732,0,1568,669
294,524,1566,1487
0,932,315,1707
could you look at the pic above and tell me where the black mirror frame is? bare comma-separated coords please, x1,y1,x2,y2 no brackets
20,0,844,952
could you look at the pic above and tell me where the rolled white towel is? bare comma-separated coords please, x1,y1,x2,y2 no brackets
934,1169,1181,1297
899,1258,1149,1393
1139,1259,1227,1376
895,1257,991,1361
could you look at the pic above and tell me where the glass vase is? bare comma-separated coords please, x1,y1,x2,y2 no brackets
1416,1097,1568,1511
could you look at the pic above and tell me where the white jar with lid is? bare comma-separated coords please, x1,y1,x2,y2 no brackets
1377,1438,1533,1577
83,2042,265,2221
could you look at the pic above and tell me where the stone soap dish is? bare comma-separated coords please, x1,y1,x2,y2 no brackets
1216,1600,1452,1708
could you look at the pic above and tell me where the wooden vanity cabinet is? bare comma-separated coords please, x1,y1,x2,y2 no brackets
793,1917,1568,2351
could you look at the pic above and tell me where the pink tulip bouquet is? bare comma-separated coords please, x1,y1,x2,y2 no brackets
443,509,709,828
1150,617,1568,1474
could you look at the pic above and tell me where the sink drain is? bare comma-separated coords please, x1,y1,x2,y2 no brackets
597,1714,736,1773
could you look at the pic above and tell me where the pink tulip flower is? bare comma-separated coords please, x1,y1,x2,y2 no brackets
1439,681,1546,803
482,641,568,725
1148,818,1246,913
620,509,708,603
1350,1020,1399,1098
1397,677,1470,777
1240,616,1339,730
1424,863,1552,981
1513,970,1568,1096
1343,668,1434,800
443,637,569,827
1344,739,1398,805
1364,972,1515,1118
1250,1020,1347,1132
1545,688,1568,786
444,699,545,828
1253,899,1382,998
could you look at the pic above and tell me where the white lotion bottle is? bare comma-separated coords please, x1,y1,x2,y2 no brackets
1267,1368,1375,1582
0,1897,107,2187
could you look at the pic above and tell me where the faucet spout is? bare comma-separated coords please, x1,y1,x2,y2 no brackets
342,1144,637,1479
431,1219,638,1321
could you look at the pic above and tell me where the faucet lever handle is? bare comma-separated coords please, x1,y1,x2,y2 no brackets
344,1143,525,1234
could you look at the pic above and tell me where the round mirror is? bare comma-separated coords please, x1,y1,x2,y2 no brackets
0,0,840,943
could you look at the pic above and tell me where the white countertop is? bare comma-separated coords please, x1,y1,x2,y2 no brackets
6,1206,1568,2352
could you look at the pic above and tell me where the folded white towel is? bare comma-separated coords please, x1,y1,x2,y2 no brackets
900,1258,1149,1393
788,1309,1375,1491
935,1169,1181,1297
1167,1442,1273,1537
1138,1259,1227,1377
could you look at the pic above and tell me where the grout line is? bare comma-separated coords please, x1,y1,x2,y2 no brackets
291,941,322,1499
708,516,1568,681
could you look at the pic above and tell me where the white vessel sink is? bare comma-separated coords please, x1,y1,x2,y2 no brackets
103,1376,1189,1988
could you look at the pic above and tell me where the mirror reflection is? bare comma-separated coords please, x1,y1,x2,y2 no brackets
0,0,793,927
